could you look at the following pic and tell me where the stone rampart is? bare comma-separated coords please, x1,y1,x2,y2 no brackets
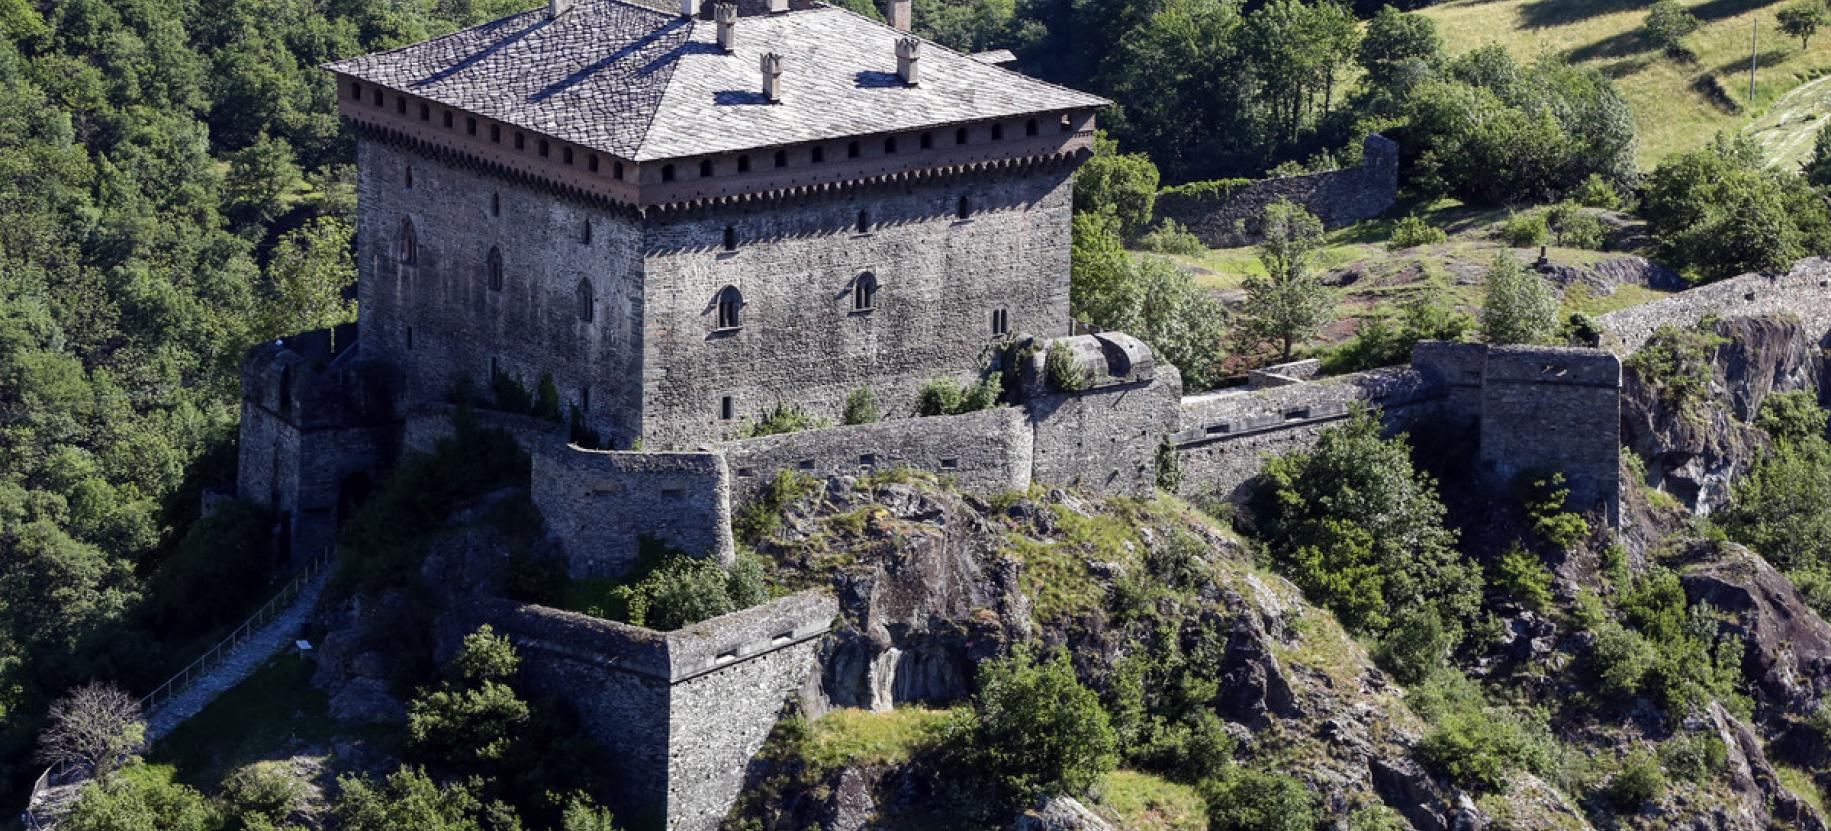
721,406,1033,504
530,443,735,577
1024,333,1182,497
402,403,568,456
473,590,837,831
1478,346,1622,522
1154,134,1398,248
1599,258,1831,352
1171,365,1445,504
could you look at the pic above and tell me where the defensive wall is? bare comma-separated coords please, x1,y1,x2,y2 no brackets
1154,134,1399,248
459,591,837,831
1599,257,1831,352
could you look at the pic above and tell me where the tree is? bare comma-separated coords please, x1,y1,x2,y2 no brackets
1202,767,1319,831
59,764,218,831
38,682,146,781
1479,254,1559,346
1242,200,1333,361
1643,136,1831,282
1254,407,1479,636
1644,1,1700,57
1780,1,1828,48
335,766,517,831
1071,212,1230,389
959,648,1117,806
1075,132,1160,237
1358,5,1441,88
260,216,357,342
223,132,301,227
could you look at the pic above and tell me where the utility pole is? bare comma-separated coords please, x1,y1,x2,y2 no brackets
1752,18,1760,105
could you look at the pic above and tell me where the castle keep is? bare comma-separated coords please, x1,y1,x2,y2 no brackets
234,2,1643,826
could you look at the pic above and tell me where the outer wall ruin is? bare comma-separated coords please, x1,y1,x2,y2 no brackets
1154,134,1399,248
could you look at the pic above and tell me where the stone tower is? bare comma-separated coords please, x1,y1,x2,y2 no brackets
321,0,1107,449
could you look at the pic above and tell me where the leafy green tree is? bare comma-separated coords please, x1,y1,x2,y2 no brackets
1724,398,1831,571
223,133,301,227
1202,767,1318,831
1643,136,1831,282
260,216,356,342
957,648,1118,806
1779,1,1828,48
1644,0,1700,56
1358,5,1440,88
1071,212,1230,388
1479,254,1559,346
1075,132,1160,237
1242,200,1332,361
334,767,518,831
1254,407,1479,636
409,626,532,773
60,764,220,831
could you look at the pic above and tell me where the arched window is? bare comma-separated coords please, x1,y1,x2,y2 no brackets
486,246,503,291
853,272,877,311
992,308,1009,335
399,218,418,264
856,210,871,234
577,279,595,322
956,196,972,221
715,286,743,330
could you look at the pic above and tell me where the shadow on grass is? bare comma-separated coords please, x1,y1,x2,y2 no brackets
1517,0,1645,29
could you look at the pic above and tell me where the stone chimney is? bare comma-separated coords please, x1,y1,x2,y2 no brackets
888,0,911,31
681,0,699,17
549,0,572,17
766,0,786,12
761,52,784,103
715,3,737,52
895,37,919,86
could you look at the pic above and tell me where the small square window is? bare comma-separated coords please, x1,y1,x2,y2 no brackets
350,81,362,98
614,161,625,179
737,155,751,173
720,396,735,420
812,146,826,163
588,154,599,172
442,110,453,128
920,132,933,149
774,150,788,168
940,458,958,470
847,141,860,159
991,123,1004,141
539,139,550,157
514,132,525,150
396,96,407,114
955,127,967,145
467,116,477,135
418,101,429,120
700,158,714,177
859,454,877,467
563,147,574,164
372,89,383,106
490,124,501,143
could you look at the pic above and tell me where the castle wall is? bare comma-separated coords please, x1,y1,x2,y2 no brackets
530,443,735,578
721,406,1033,504
1171,366,1447,504
1599,258,1831,351
1478,346,1622,522
356,139,648,447
401,404,568,457
638,161,1077,447
1155,134,1398,248
1028,367,1184,498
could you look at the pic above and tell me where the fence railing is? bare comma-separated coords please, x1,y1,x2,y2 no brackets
21,547,336,829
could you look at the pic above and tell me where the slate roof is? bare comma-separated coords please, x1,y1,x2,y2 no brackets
324,0,1107,162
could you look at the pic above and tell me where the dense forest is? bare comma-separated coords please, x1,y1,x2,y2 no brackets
16,0,1831,827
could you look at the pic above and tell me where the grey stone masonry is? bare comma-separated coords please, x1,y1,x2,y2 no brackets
471,591,837,831
1478,346,1622,523
1154,134,1399,248
402,403,568,456
530,441,736,578
1023,333,1182,498
721,406,1033,503
1600,257,1831,352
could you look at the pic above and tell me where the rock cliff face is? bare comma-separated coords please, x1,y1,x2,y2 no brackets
1622,316,1824,514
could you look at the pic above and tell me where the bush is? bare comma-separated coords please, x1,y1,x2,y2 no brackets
1414,701,1554,792
1624,324,1727,420
61,765,219,831
1549,204,1606,250
1564,312,1604,347
1137,219,1207,256
1658,732,1726,783
1587,621,1655,699
1480,253,1559,346
1575,173,1625,210
1387,214,1447,250
1756,390,1829,444
1154,437,1183,492
1376,606,1451,685
1497,210,1550,248
952,648,1117,807
221,761,307,826
1605,752,1666,808
334,766,513,831
1045,342,1088,392
1642,136,1831,282
1644,0,1700,57
1525,473,1590,550
1494,546,1553,611
841,387,881,425
734,470,818,545
740,402,820,438
1201,767,1318,831
607,546,770,630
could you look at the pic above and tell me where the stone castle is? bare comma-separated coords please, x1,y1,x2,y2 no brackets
234,1,1640,826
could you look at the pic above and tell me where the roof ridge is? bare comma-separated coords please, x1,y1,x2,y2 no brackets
628,15,699,159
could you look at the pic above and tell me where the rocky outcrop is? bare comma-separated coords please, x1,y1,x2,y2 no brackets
1012,796,1117,831
1681,542,1831,719
1621,316,1823,514
1710,701,1831,831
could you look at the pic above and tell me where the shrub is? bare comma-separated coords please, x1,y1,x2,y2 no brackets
1376,606,1451,685
953,648,1117,807
1480,253,1559,346
841,387,881,425
1658,732,1726,783
1155,437,1183,492
1587,621,1656,699
221,761,307,825
1605,752,1666,808
610,547,770,630
1549,204,1606,250
61,765,218,831
916,376,1001,416
534,373,562,420
1137,219,1206,256
1575,173,1625,210
1756,390,1829,444
1564,312,1604,347
1497,211,1550,248
1494,546,1553,611
734,469,818,545
334,767,512,831
1525,473,1590,550
1624,325,1727,420
740,402,820,438
961,374,1003,412
1201,767,1318,831
1387,214,1447,250
1644,0,1700,57
1045,342,1087,392
1414,703,1554,792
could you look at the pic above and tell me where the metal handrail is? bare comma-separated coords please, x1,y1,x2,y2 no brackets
21,548,335,828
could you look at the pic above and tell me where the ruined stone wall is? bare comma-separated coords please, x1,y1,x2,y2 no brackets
401,404,568,457
1479,346,1622,522
1154,135,1398,248
1599,258,1831,352
529,443,735,578
721,407,1033,504
474,592,836,831
638,160,1077,447
356,139,648,447
1171,366,1446,504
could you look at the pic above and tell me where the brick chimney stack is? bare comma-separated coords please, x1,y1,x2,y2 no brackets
761,52,784,103
715,3,738,52
895,37,919,86
888,0,911,31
